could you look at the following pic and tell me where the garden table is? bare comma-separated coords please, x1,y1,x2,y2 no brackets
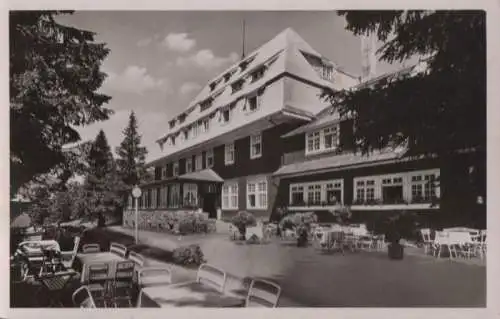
76,252,127,283
137,281,245,308
34,269,77,307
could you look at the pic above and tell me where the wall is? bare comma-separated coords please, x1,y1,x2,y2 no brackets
283,77,329,115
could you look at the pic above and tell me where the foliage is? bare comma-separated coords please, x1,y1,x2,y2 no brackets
10,11,112,196
115,111,149,188
85,130,125,221
172,244,206,266
231,211,257,230
323,10,486,219
329,206,352,225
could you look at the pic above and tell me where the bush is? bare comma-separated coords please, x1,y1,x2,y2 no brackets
172,244,205,266
231,211,257,239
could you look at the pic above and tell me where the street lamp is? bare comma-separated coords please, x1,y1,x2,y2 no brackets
131,185,142,244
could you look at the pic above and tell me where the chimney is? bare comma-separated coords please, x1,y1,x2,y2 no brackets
361,32,377,81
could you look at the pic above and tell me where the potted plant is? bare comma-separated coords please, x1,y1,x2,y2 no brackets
231,211,257,240
294,212,317,247
386,213,404,260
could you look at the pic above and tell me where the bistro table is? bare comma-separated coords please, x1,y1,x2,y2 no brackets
137,281,246,308
76,252,127,283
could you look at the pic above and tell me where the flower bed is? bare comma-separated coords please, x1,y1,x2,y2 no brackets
122,210,216,235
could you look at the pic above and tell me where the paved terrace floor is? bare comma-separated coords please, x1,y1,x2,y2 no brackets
109,224,486,307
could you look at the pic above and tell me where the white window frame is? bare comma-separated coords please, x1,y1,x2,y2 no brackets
224,143,235,165
222,181,238,210
305,124,340,156
173,161,179,177
185,157,193,173
410,169,440,201
205,149,214,168
202,118,210,133
183,183,198,206
151,188,158,209
246,177,268,210
250,133,262,159
169,184,180,208
289,179,344,206
195,154,203,171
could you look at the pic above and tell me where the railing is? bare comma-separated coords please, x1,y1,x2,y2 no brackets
281,151,306,166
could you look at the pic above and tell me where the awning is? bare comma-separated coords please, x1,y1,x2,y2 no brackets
177,169,224,183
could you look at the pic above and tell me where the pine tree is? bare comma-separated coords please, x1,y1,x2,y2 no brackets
10,11,112,197
85,130,123,224
322,11,486,227
115,111,148,188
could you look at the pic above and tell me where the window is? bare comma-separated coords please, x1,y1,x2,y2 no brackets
209,81,218,91
225,143,235,165
290,185,304,205
323,126,339,150
354,179,376,203
183,130,189,140
161,165,167,179
170,136,176,146
178,113,187,124
191,123,199,138
247,178,267,209
307,131,320,152
411,172,439,201
173,162,179,177
169,120,176,129
251,66,266,82
306,124,340,155
381,176,404,204
307,185,322,205
169,184,180,208
220,107,231,124
195,154,203,171
231,79,244,93
185,157,193,173
321,65,334,81
247,95,261,112
223,70,235,83
222,182,238,210
183,183,198,206
200,98,213,112
151,188,158,209
250,134,262,159
202,118,210,133
206,149,214,168
160,186,168,208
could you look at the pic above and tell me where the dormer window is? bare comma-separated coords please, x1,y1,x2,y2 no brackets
171,135,176,146
200,98,213,112
219,104,233,124
183,129,189,140
209,82,217,91
231,79,244,94
251,66,266,83
223,70,236,83
306,124,340,155
245,87,265,113
169,119,176,129
178,113,187,124
202,118,210,132
239,55,256,72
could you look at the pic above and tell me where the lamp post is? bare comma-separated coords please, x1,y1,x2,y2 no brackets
131,185,142,244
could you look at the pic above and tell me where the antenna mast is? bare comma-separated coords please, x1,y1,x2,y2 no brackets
241,19,246,60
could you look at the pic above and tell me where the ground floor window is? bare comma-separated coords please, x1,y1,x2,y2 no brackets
169,184,180,208
222,182,238,209
183,183,198,206
353,169,440,205
247,177,267,209
150,188,158,209
289,179,343,206
159,186,168,208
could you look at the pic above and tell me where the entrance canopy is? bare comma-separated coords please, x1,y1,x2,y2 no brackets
177,169,224,183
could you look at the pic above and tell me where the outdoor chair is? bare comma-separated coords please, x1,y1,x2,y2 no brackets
137,266,173,288
433,231,458,259
111,260,135,307
82,243,101,254
35,270,77,307
86,263,110,306
110,242,127,258
245,278,281,308
61,236,80,269
128,251,145,268
72,286,97,308
374,234,386,251
419,228,433,255
196,263,227,293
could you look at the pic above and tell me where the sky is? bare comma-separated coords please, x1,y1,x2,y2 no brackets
56,11,409,163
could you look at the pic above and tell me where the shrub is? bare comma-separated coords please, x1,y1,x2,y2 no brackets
231,211,257,239
172,244,205,266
